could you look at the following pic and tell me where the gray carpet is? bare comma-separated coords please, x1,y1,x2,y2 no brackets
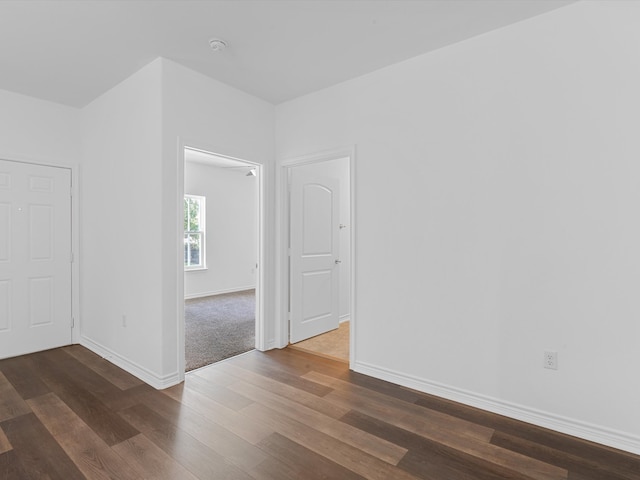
185,289,255,371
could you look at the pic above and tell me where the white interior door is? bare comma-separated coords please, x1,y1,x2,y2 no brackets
0,159,72,359
289,170,340,343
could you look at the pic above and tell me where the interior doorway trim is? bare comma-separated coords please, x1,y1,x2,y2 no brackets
177,140,265,376
278,146,356,366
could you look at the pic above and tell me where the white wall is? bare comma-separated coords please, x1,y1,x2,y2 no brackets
76,58,274,387
292,157,350,320
77,58,274,386
0,88,79,166
160,59,275,377
184,161,257,298
276,1,640,453
80,59,165,384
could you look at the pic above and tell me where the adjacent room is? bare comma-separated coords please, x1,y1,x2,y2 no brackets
1,1,639,478
183,147,259,371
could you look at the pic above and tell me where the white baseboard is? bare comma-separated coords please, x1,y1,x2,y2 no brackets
80,336,181,390
339,314,350,323
184,285,255,300
353,360,640,456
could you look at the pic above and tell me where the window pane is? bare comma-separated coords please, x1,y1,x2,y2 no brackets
188,198,200,231
184,198,189,231
184,232,202,267
184,195,205,269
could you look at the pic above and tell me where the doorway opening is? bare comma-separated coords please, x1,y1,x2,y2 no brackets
281,151,354,365
182,147,261,371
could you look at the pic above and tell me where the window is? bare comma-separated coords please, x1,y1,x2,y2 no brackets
184,194,205,269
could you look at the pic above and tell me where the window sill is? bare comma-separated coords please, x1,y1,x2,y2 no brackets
185,267,208,272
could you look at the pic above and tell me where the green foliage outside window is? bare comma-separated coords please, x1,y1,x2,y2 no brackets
184,195,205,268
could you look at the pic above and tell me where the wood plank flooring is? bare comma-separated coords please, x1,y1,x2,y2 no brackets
0,345,638,479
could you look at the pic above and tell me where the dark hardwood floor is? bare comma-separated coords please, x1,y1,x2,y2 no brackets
0,346,638,479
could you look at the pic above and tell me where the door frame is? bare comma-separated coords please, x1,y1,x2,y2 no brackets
278,146,356,366
0,156,79,346
176,141,266,375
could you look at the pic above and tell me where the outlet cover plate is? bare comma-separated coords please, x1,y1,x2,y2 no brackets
544,351,558,370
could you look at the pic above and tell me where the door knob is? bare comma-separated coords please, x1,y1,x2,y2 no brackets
335,259,342,264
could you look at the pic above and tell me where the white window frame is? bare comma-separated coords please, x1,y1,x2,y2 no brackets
184,194,206,270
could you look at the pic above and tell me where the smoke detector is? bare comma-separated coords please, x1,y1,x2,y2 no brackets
209,38,228,52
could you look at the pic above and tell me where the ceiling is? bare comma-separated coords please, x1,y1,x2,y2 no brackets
0,0,575,108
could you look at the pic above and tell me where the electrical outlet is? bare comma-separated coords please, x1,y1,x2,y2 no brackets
544,351,558,370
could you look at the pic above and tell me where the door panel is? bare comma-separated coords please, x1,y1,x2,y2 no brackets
0,159,72,359
290,171,340,343
0,280,9,331
301,269,334,320
302,184,333,254
30,204,54,260
0,203,9,260
29,277,53,326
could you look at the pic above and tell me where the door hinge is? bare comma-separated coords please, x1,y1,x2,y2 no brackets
71,317,75,328
70,251,74,263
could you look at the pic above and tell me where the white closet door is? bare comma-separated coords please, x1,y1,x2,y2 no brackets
289,171,340,343
0,159,72,359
